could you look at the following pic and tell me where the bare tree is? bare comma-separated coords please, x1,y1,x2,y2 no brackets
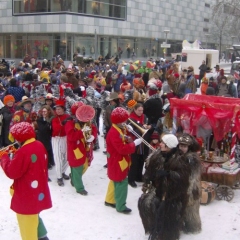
212,0,240,42
211,4,231,60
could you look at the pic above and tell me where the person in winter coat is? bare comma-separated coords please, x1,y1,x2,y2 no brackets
178,133,202,234
51,99,71,186
11,96,37,129
216,76,234,97
0,95,17,146
5,78,25,103
185,66,197,93
37,105,55,169
104,107,142,214
200,76,209,95
103,92,122,164
143,81,163,126
198,60,207,86
113,67,125,93
65,105,97,196
128,103,147,188
0,122,52,240
140,134,190,240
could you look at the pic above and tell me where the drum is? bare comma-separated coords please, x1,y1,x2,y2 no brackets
200,181,216,205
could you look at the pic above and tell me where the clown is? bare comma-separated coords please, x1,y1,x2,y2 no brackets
65,104,97,195
0,122,52,240
104,107,142,213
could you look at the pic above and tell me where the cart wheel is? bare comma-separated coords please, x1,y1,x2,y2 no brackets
216,185,234,201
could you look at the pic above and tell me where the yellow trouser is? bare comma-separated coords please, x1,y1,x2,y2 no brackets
105,180,116,204
105,179,128,212
17,214,38,240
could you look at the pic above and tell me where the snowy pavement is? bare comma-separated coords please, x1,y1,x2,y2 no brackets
1,131,240,240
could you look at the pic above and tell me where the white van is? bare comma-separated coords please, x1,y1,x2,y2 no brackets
178,49,219,78
231,60,240,75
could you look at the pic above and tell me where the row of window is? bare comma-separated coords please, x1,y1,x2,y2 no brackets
0,34,183,60
204,2,210,33
13,0,126,20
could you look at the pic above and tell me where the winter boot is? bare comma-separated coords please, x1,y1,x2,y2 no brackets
57,178,64,186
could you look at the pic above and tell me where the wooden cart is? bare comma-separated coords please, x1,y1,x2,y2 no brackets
201,158,240,201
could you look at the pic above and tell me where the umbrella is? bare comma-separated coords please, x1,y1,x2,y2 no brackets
117,59,125,65
137,67,145,74
134,60,141,66
124,64,138,72
146,61,155,68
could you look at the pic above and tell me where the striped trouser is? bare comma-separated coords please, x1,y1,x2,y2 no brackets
51,136,69,179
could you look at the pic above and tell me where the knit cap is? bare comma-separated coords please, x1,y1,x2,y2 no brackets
162,134,178,148
127,99,137,109
3,95,15,105
151,131,159,140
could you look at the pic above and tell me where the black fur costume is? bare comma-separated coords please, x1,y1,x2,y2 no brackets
181,152,202,233
179,133,202,234
138,148,190,240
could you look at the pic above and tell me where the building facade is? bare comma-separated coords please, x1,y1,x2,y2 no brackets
0,0,214,61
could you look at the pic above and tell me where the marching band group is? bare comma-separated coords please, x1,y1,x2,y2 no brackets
0,56,206,240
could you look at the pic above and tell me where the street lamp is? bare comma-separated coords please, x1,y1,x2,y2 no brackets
205,33,211,49
163,30,170,44
163,30,170,57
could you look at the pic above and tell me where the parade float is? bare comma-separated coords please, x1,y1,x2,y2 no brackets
170,94,240,201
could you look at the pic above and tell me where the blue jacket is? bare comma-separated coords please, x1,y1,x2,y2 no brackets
114,73,125,92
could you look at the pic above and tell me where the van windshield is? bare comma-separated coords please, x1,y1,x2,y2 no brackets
232,62,240,70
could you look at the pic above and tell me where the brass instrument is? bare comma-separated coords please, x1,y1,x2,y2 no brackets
0,142,18,152
0,142,18,158
128,118,148,136
82,121,92,148
124,120,156,152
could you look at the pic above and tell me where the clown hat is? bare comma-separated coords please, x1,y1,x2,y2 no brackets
111,107,129,124
75,105,95,122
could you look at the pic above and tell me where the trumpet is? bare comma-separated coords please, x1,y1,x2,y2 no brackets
124,121,156,152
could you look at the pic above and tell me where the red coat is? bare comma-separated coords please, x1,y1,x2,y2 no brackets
65,120,87,167
106,124,135,182
51,114,70,137
129,111,145,125
1,139,52,214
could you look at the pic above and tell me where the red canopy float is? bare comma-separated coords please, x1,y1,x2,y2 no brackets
170,94,240,141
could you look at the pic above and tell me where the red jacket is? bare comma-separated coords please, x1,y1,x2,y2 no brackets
51,114,70,137
107,124,135,181
129,111,145,125
65,120,87,167
1,139,52,214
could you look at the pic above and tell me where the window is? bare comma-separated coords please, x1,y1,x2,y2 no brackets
204,18,209,22
13,0,126,20
203,28,209,32
205,3,210,8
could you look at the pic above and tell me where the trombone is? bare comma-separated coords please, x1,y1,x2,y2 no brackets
124,120,156,152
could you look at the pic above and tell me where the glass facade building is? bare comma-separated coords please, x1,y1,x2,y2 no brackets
0,0,214,61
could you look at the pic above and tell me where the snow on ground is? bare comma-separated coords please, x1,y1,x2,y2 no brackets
1,118,240,240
